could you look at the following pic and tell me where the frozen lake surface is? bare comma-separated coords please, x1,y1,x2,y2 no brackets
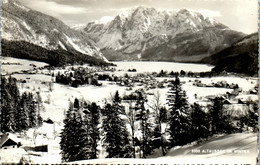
114,61,214,73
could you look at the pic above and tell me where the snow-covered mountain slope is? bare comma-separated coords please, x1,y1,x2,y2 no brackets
77,6,245,62
2,0,108,63
202,33,258,75
70,133,257,164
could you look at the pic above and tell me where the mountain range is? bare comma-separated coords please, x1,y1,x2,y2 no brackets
1,0,109,66
1,0,258,75
77,6,245,62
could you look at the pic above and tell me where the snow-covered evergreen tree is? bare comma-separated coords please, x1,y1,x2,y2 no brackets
1,87,16,132
83,102,100,159
35,92,43,127
1,76,43,132
246,101,258,132
208,97,223,134
1,77,19,132
190,103,210,140
60,100,90,162
239,100,258,132
74,98,80,109
208,97,234,134
15,92,29,132
28,93,37,128
102,91,132,158
60,103,76,162
167,76,191,146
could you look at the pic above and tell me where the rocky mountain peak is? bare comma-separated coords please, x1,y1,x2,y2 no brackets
79,6,244,62
177,8,193,15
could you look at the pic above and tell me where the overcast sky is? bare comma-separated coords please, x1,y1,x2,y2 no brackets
18,0,258,34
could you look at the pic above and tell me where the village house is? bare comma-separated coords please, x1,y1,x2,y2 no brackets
1,133,21,149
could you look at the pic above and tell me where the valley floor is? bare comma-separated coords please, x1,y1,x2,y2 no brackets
1,57,258,164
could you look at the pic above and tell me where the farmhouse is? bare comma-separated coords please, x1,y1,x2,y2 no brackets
1,133,21,149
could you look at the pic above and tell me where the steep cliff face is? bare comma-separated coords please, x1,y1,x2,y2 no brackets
2,0,108,65
78,7,245,61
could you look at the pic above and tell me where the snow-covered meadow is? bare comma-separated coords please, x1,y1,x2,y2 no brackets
1,57,48,74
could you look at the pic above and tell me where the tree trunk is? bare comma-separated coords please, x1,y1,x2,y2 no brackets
132,125,135,158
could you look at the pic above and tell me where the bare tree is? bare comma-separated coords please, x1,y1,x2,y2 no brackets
147,90,168,155
124,95,138,158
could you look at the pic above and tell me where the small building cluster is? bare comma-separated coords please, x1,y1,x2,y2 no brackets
193,80,239,89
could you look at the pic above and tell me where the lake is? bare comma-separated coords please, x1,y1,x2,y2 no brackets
114,61,214,73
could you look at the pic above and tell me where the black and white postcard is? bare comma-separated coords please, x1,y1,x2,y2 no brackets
1,0,258,164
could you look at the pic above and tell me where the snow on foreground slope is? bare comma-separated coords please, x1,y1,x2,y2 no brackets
71,133,257,165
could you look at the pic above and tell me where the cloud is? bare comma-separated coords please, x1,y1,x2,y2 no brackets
99,16,114,24
19,0,87,16
195,9,222,18
18,0,257,34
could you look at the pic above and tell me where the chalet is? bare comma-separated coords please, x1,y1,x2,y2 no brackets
34,145,48,152
196,82,204,87
1,133,21,149
238,99,246,104
226,89,240,100
228,83,238,89
206,95,224,100
1,72,7,76
22,70,30,74
214,81,223,87
231,90,240,96
24,145,48,152
221,81,228,88
223,104,248,117
249,89,257,94
206,83,214,87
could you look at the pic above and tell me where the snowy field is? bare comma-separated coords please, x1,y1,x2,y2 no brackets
181,77,258,103
1,57,258,164
1,57,48,74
